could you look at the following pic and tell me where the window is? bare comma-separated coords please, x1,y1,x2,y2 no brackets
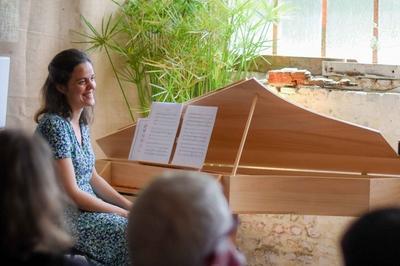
379,0,400,64
269,0,400,64
278,0,321,57
326,0,373,63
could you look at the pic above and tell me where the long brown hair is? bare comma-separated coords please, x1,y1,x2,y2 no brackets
34,48,93,124
0,129,73,258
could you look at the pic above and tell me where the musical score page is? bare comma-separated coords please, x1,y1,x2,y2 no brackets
171,105,217,168
130,102,183,164
128,118,149,161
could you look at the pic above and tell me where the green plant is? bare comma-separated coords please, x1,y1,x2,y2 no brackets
77,0,286,121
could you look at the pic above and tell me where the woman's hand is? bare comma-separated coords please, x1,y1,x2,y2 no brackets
115,208,129,218
56,158,129,215
90,169,133,211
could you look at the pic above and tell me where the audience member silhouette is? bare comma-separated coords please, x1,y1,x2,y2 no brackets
128,172,246,266
341,207,400,266
0,129,89,265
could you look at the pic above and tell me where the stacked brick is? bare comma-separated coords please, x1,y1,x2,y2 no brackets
268,68,311,87
268,68,356,89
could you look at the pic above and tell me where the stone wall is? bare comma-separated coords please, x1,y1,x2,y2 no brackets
237,214,351,266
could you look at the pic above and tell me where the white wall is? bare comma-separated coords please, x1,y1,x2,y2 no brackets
274,86,400,153
0,56,10,128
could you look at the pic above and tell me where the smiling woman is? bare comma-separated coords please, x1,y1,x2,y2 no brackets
60,62,96,114
56,61,96,144
34,49,132,266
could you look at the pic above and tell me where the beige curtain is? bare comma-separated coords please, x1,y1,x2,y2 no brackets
0,0,134,158
0,0,19,42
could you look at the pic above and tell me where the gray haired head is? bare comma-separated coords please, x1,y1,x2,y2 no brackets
128,172,234,266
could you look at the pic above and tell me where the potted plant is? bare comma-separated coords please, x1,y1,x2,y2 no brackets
77,0,286,121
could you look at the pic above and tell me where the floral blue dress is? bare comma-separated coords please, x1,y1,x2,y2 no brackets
36,113,129,266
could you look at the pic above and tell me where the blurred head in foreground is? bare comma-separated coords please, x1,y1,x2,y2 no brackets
0,129,72,260
341,207,400,266
128,172,245,266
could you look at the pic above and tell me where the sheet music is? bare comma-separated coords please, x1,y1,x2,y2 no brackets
138,102,183,164
128,118,149,161
172,105,218,169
